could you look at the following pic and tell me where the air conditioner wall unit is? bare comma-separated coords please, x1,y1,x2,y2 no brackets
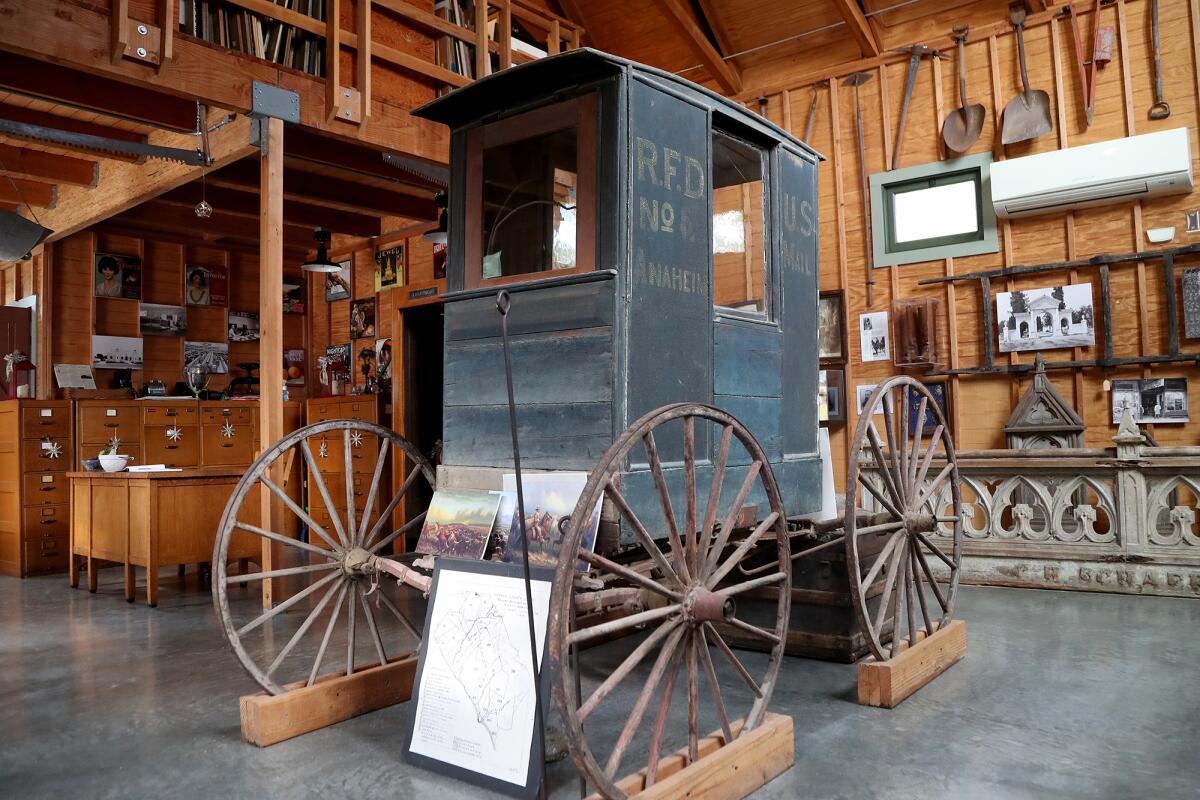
991,127,1193,219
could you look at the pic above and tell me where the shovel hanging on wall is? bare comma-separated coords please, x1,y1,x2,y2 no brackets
942,26,985,152
1001,5,1053,145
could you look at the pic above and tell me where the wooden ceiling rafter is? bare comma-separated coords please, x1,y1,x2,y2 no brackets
114,198,315,250
157,183,384,239
94,220,311,260
0,102,146,163
0,177,55,208
833,0,883,57
0,142,97,186
647,0,742,94
695,0,736,57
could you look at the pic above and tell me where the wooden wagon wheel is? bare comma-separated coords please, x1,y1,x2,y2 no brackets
549,403,790,800
845,376,962,662
212,419,436,696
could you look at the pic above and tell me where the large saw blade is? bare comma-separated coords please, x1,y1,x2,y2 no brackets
0,118,208,165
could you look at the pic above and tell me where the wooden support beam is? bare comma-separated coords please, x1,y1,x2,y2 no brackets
208,160,436,220
259,115,284,609
475,0,489,79
357,0,372,125
648,0,741,94
28,109,255,243
833,0,883,57
0,143,97,186
158,184,383,238
93,220,310,260
110,199,315,250
284,129,444,191
696,0,734,55
0,177,55,208
0,103,144,162
0,52,196,132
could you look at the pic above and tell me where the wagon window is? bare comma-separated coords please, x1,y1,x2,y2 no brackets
711,130,767,318
465,95,596,289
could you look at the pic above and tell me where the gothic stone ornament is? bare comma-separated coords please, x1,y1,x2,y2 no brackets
166,426,183,442
221,421,235,439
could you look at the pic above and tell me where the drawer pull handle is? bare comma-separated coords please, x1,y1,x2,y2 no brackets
221,443,234,448
40,519,57,526
166,410,177,417
165,445,178,450
222,409,232,416
104,422,119,428
38,420,54,426
39,487,55,492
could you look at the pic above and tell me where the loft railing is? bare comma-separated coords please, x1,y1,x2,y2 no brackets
112,0,583,127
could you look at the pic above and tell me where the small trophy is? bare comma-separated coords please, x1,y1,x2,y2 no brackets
185,365,210,399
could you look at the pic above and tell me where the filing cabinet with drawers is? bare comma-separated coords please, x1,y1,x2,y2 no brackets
0,400,74,576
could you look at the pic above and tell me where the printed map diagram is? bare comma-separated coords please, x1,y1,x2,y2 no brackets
434,591,534,747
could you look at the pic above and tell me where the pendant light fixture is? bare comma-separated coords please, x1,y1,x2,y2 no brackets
422,191,448,245
0,156,52,263
301,228,341,273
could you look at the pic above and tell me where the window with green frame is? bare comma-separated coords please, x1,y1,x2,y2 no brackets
883,169,983,254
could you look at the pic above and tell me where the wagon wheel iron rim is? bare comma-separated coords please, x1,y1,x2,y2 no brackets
548,403,790,800
212,419,436,696
845,376,962,663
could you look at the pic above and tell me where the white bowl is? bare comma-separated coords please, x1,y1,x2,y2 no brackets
99,454,133,472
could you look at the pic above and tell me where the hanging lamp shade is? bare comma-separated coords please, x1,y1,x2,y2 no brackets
422,191,448,245
0,210,52,263
301,228,341,273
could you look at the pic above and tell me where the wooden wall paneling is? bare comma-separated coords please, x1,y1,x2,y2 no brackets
880,63,900,306
829,75,852,489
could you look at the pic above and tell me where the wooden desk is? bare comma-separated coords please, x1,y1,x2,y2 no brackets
69,469,261,606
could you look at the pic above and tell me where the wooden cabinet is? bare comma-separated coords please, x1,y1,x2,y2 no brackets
76,400,142,464
143,403,200,468
304,396,389,549
0,400,74,577
200,402,258,466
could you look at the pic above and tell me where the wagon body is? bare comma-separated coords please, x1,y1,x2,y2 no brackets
415,49,824,529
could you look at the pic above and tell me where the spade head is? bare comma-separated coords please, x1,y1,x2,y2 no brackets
842,71,873,88
943,103,986,152
1001,89,1052,144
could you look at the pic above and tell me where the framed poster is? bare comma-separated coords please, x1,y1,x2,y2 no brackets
818,290,846,362
325,259,352,301
185,264,228,307
433,241,448,280
859,311,890,362
996,283,1094,353
350,298,376,339
324,343,351,373
91,335,143,370
375,244,404,292
500,472,601,571
283,281,306,314
284,348,305,386
404,559,552,799
907,381,949,437
415,489,501,559
94,252,142,300
376,337,392,388
139,303,187,337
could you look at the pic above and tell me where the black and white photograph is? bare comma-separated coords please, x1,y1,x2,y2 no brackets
822,368,845,424
1111,378,1189,424
996,283,1095,353
819,291,846,362
859,311,890,362
855,382,893,416
184,340,230,374
91,335,143,370
139,303,187,336
325,259,352,301
228,311,260,342
1183,268,1200,339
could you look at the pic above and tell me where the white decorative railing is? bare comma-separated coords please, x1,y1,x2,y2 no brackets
861,414,1200,598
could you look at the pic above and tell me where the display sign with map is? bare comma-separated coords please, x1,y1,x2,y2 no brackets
404,560,552,798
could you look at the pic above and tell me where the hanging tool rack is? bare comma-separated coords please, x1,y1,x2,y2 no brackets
918,242,1200,377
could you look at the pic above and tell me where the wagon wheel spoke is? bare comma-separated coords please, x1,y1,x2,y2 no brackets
643,641,685,790
345,582,358,677
224,561,339,585
898,387,911,502
343,429,358,543
686,631,700,764
855,469,904,520
643,430,691,584
604,481,682,590
907,395,928,493
864,424,905,516
236,570,342,637
699,424,733,565
374,585,423,645
910,542,934,636
260,474,343,553
703,461,763,579
918,463,956,507
722,614,782,644
914,544,950,611
568,604,682,648
704,621,762,698
881,391,907,505
914,423,945,489
232,522,339,560
716,570,788,597
904,541,917,648
707,511,779,588
858,529,904,591
577,549,683,602
359,586,388,667
368,511,429,555
683,416,699,578
888,541,908,658
362,461,426,551
578,619,680,721
357,438,391,545
603,625,687,780
308,582,350,687
914,529,955,569
872,537,907,636
299,439,350,549
266,578,343,678
697,625,733,745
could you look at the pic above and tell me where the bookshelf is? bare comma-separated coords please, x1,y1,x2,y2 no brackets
179,0,327,78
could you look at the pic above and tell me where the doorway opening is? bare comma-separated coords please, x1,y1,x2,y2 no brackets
399,302,444,548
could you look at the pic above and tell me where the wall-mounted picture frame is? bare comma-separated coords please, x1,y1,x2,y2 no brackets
907,380,949,437
818,290,846,362
184,340,230,374
996,283,1095,353
856,382,893,416
350,298,376,339
1111,378,1188,424
375,244,404,292
859,311,890,362
283,281,306,314
91,335,143,370
325,259,352,301
376,337,392,389
184,264,228,307
139,303,187,337
821,368,846,424
94,252,142,300
228,310,260,342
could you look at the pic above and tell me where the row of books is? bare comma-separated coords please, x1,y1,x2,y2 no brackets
179,0,326,77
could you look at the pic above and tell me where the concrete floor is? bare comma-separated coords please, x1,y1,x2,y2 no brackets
1,572,1198,800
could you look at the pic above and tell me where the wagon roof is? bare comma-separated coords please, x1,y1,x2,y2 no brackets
413,48,822,161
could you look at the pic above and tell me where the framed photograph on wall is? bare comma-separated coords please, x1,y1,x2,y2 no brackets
325,259,352,301
228,311,260,342
184,264,228,307
283,281,306,314
91,335,143,370
184,341,230,374
859,311,890,362
1111,378,1189,424
375,245,404,292
996,283,1094,353
94,252,142,300
856,383,893,416
907,381,949,437
350,298,376,339
818,290,846,362
376,337,392,389
139,303,186,337
821,368,846,424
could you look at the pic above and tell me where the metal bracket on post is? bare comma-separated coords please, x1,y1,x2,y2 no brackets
248,81,300,154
